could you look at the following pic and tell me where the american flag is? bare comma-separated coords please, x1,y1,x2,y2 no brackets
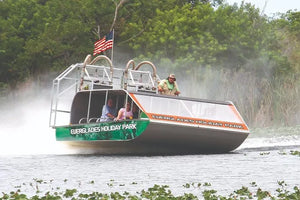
93,30,114,56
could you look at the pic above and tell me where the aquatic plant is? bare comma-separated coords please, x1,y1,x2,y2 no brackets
290,150,300,156
1,180,299,200
259,152,270,155
277,150,300,157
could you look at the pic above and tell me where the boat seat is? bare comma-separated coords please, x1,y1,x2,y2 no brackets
92,82,113,89
79,118,88,124
79,118,102,124
127,83,156,92
137,85,157,93
88,118,101,123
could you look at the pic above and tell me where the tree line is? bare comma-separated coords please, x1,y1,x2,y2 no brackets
0,0,299,127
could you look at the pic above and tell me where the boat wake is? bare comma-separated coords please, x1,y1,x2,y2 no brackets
0,96,75,155
237,133,300,153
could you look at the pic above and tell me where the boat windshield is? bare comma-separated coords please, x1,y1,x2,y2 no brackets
132,94,242,123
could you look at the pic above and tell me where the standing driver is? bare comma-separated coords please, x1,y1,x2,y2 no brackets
158,74,180,96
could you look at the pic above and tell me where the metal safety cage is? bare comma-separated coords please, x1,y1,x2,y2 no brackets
49,63,114,127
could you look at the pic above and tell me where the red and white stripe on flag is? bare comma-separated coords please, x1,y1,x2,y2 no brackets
93,31,114,56
93,37,106,56
105,39,113,50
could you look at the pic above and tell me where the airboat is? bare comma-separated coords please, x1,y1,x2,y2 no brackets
49,55,249,154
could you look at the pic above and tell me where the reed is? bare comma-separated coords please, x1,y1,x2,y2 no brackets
185,67,300,128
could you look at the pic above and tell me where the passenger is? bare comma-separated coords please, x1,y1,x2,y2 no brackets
115,102,133,121
158,74,180,96
100,98,117,122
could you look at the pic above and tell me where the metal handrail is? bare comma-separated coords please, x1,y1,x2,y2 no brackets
79,55,92,91
124,60,136,90
90,55,113,84
134,61,157,83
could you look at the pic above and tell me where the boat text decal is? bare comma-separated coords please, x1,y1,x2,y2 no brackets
56,120,150,141
149,113,248,130
70,123,136,135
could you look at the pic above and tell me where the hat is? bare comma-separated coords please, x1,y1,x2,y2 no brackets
168,74,176,81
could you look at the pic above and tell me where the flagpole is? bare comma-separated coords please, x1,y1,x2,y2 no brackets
111,29,114,65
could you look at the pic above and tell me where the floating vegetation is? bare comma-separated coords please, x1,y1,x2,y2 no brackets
276,150,300,157
278,151,287,155
250,182,257,187
259,152,270,155
290,150,300,157
1,180,299,200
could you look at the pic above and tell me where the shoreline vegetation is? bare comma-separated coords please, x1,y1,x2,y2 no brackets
1,180,299,200
249,125,300,138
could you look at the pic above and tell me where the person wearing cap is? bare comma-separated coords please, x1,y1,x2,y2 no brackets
157,74,180,96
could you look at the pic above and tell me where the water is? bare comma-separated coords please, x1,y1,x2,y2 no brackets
0,94,300,197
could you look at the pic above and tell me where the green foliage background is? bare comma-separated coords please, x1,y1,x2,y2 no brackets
0,0,299,127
